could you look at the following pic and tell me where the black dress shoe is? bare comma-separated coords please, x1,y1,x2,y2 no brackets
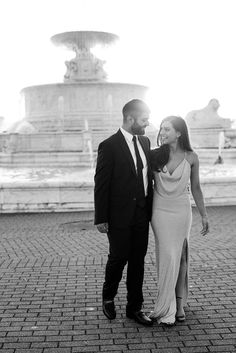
102,300,116,320
126,310,153,326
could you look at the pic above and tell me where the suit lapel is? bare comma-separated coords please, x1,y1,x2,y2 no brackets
116,130,136,176
138,136,151,170
138,136,147,159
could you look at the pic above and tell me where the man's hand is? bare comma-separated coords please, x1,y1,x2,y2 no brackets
97,223,109,233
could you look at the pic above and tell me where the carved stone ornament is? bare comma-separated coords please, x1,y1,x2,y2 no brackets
51,31,118,82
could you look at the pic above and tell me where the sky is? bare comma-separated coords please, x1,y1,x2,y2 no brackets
1,0,236,129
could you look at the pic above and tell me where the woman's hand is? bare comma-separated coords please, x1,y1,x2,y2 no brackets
201,216,209,236
97,223,109,233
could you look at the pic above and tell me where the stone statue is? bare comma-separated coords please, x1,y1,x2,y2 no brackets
64,53,107,82
186,99,232,129
64,60,78,81
63,41,107,82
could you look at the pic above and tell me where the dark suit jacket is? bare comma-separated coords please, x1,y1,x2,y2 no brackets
94,129,153,228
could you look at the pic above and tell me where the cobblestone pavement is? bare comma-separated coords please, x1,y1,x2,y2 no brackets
0,206,235,353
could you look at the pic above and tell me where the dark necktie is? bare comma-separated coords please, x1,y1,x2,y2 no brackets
132,135,145,201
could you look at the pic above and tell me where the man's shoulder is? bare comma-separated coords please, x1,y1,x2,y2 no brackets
140,135,150,142
99,130,121,147
139,135,151,147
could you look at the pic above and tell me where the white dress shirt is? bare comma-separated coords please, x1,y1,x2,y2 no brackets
120,127,148,196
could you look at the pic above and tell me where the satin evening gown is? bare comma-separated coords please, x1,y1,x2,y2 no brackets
150,156,192,324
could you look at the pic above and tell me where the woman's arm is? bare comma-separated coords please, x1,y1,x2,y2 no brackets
190,152,209,235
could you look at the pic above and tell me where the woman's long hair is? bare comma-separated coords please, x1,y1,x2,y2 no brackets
151,116,193,172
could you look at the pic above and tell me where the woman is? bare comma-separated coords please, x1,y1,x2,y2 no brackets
149,116,209,325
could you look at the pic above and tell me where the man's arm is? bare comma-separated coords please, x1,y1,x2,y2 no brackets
94,140,113,227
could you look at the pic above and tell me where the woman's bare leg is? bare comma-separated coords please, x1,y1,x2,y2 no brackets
175,239,187,317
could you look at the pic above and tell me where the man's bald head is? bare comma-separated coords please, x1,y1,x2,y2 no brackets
122,99,150,122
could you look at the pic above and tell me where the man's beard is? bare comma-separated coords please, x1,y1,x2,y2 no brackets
131,123,145,135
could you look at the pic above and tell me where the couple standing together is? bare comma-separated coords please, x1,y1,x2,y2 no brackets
94,99,209,326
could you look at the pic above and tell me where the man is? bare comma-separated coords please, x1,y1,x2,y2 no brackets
94,99,153,326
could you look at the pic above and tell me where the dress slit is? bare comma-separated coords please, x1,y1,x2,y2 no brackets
176,238,189,306
183,238,189,306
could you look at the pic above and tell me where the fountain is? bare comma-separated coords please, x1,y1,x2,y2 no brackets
214,131,225,165
0,33,235,212
0,31,156,214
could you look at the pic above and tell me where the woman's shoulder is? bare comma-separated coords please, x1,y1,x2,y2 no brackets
185,150,199,165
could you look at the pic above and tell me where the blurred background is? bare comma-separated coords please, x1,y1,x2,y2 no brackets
1,0,236,129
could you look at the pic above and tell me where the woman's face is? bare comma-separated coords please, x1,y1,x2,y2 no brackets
159,120,180,145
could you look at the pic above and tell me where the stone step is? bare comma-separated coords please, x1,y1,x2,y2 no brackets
0,152,95,167
196,148,236,164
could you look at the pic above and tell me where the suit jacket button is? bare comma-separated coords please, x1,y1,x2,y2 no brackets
133,198,136,201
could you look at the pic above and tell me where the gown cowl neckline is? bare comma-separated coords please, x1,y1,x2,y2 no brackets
165,158,186,176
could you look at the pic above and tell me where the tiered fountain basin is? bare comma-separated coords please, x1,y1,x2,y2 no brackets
4,81,148,167
22,82,147,132
0,167,94,216
199,164,236,206
0,131,109,167
196,148,236,164
190,128,236,147
0,130,157,167
0,164,235,214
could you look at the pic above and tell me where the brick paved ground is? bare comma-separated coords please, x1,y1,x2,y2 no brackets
0,206,235,353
